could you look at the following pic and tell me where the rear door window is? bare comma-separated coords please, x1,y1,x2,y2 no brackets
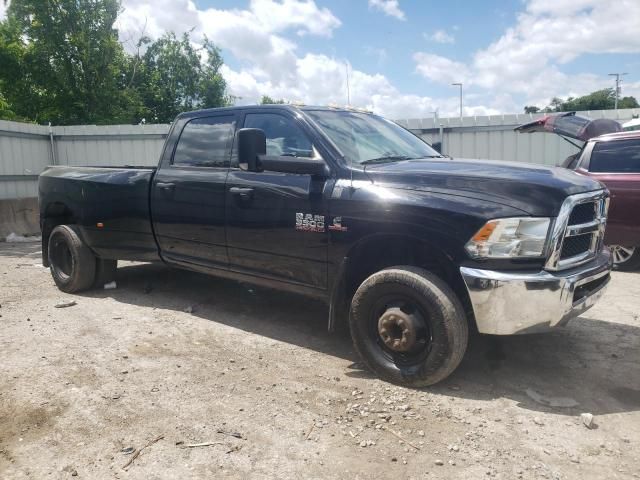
173,116,235,167
589,139,640,173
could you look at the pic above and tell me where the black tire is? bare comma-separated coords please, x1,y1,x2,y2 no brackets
94,259,118,288
610,245,640,272
349,266,468,387
48,225,96,293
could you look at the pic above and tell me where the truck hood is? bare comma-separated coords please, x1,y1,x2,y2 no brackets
365,157,605,216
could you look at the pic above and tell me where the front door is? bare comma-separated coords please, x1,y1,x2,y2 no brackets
225,111,329,289
151,113,236,267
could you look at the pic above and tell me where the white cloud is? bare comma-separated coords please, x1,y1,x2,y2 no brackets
368,0,405,21
426,30,455,44
414,0,640,108
222,52,500,119
363,46,388,66
116,0,497,118
622,81,640,102
117,0,341,49
0,1,8,20
413,53,470,85
248,0,341,37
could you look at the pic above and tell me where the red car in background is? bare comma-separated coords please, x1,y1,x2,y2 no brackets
517,113,640,270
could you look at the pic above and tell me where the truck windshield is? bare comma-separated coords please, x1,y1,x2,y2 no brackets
305,110,442,165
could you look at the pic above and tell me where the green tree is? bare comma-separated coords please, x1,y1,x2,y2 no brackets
131,32,229,123
524,105,540,114
544,97,565,112
538,88,640,113
0,91,15,119
561,89,614,111
0,1,229,124
619,96,640,109
0,0,135,124
260,95,286,105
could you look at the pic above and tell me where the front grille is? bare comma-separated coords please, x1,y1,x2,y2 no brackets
560,234,592,259
568,202,596,225
546,192,608,271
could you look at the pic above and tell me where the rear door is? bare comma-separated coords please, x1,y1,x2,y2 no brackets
151,113,237,267
224,110,330,289
579,138,640,245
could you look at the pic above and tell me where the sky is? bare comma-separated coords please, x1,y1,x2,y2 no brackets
3,0,640,119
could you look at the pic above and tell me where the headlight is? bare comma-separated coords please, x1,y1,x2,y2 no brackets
465,217,551,259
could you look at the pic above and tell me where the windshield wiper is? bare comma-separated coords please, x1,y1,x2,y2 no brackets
360,155,414,165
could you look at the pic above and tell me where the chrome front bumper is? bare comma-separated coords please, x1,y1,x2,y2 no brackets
460,248,612,335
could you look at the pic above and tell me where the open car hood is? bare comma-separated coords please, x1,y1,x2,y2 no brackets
514,112,622,141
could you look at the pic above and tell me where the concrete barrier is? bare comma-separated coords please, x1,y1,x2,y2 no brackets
0,197,40,240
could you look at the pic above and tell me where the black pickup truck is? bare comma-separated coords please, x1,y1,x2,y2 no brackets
39,105,612,386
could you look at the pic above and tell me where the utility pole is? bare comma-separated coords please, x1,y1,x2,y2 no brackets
430,109,439,125
451,83,463,119
608,72,627,109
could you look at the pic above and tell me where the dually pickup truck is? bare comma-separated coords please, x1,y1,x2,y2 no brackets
39,105,613,386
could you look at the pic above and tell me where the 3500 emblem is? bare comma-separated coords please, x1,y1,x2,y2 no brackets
295,213,325,232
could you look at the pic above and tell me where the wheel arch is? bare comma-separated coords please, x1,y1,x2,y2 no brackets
40,201,79,267
328,232,474,332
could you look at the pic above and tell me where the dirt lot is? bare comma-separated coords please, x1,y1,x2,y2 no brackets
1,240,639,480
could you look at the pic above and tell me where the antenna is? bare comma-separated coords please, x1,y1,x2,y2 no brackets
344,60,355,190
345,61,351,106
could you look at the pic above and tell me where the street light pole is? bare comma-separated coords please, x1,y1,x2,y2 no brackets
608,73,627,110
451,83,463,119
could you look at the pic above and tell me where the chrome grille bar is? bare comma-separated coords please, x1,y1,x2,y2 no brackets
545,190,609,271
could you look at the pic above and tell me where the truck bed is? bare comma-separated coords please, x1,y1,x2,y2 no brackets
39,166,160,261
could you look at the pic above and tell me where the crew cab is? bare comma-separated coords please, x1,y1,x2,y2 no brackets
39,105,612,386
516,113,640,270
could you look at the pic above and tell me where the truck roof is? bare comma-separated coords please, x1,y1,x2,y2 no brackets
176,104,374,120
592,129,640,142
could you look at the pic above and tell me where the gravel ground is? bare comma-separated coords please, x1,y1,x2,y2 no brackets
1,240,639,480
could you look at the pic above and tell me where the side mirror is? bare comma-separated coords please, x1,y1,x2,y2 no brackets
237,128,266,172
237,127,328,177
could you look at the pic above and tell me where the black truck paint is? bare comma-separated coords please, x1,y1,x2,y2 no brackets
39,105,612,386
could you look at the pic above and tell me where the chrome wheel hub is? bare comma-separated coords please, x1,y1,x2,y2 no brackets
377,307,420,352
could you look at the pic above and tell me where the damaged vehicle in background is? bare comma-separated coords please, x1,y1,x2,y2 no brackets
516,112,640,270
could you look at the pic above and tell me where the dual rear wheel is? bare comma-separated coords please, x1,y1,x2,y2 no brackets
48,225,116,293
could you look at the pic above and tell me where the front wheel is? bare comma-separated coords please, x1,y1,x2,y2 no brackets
609,245,640,272
349,266,468,387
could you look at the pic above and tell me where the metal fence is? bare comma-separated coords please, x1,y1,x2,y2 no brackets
1,108,639,200
0,121,169,199
396,108,640,166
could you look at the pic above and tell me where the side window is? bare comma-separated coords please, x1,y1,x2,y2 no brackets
589,139,640,173
243,113,313,158
173,116,235,167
